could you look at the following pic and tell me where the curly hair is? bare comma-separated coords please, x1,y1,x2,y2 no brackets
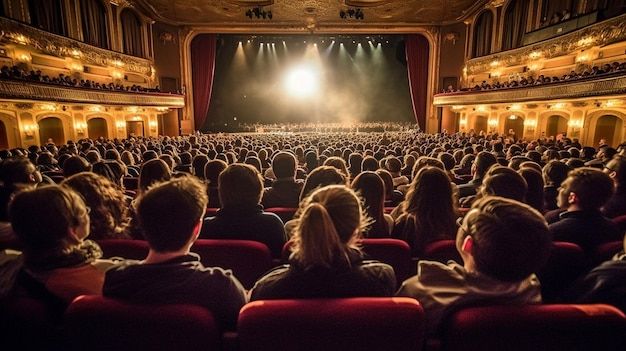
62,172,130,240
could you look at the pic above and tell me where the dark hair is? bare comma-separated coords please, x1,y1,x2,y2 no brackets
192,154,209,179
272,152,297,179
459,196,551,282
518,167,545,213
139,159,171,193
136,176,208,252
219,163,263,208
481,166,528,202
300,165,347,201
204,159,227,186
543,160,570,186
562,167,614,211
351,172,389,237
62,172,130,240
605,155,626,187
63,156,91,177
361,156,379,172
474,151,498,179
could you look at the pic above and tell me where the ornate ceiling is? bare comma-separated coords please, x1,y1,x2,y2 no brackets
132,0,483,29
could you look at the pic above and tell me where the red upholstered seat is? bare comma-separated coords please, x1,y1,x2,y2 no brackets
423,240,462,264
612,214,626,232
238,298,425,351
64,295,221,351
537,241,587,302
205,207,219,217
591,240,624,266
191,239,274,289
96,239,149,260
0,296,65,349
439,304,626,351
264,207,298,223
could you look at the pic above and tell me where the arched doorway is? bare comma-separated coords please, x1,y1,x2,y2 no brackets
0,120,8,149
546,115,568,139
593,115,623,147
38,117,64,145
475,115,488,134
504,115,524,140
126,120,144,138
87,118,108,139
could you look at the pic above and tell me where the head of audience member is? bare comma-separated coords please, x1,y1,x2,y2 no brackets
402,167,457,240
385,157,402,176
480,166,528,202
120,151,136,167
472,151,498,181
219,163,263,209
351,171,388,237
375,169,395,202
348,153,363,178
456,196,551,282
604,155,626,189
361,156,379,172
204,159,228,187
139,159,172,193
543,160,570,187
292,185,368,268
412,156,445,178
63,155,92,177
518,167,545,213
245,156,262,173
272,152,297,180
10,185,96,270
300,165,347,201
136,176,208,256
557,167,614,212
62,172,130,240
192,154,209,179
323,156,349,178
304,150,318,171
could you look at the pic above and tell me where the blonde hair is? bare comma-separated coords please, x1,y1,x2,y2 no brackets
292,185,369,268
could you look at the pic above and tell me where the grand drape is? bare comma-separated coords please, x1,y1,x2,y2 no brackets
405,35,429,131
121,9,144,57
81,0,109,49
472,11,493,58
502,0,529,50
29,0,67,36
191,34,217,131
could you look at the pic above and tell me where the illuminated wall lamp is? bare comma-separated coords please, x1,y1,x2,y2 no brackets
22,124,37,137
116,121,126,130
74,122,87,134
111,70,124,80
551,102,566,109
488,119,498,130
568,119,583,129
69,63,84,72
17,53,31,63
524,119,537,131
149,120,158,131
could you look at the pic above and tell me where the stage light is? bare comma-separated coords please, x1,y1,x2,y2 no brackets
284,65,319,98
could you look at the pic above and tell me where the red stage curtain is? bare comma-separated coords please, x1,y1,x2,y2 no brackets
405,35,430,131
191,34,217,131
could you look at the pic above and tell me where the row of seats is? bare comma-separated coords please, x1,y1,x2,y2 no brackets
97,238,624,300
63,296,626,351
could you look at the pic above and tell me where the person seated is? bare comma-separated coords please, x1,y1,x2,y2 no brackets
351,171,393,237
549,167,621,252
457,151,497,199
460,165,528,208
62,172,131,240
602,155,626,218
103,176,246,330
138,159,171,194
262,152,304,209
392,167,457,256
565,234,626,313
6,185,114,304
250,185,396,300
204,159,227,209
200,163,286,257
397,196,551,335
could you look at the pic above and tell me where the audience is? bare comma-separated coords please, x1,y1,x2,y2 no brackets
103,176,246,330
351,171,393,237
602,155,626,218
200,163,286,257
397,196,552,334
262,152,304,208
250,185,396,300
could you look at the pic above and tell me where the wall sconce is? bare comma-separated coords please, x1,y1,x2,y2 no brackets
70,49,82,58
149,120,158,131
551,102,566,109
488,119,498,131
508,104,522,111
69,62,84,73
528,51,542,60
491,70,502,78
74,122,87,134
116,121,126,130
22,123,37,138
17,53,31,63
111,59,125,68
527,62,543,72
577,36,595,47
524,119,537,131
476,105,488,112
489,60,500,68
111,70,124,80
575,53,591,63
568,119,583,129
604,100,622,108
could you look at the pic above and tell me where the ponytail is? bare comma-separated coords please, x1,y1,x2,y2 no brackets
292,203,343,268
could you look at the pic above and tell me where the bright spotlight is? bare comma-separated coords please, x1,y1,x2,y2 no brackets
284,65,319,98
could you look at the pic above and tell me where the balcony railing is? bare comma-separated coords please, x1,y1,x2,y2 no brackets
433,74,626,106
0,79,184,107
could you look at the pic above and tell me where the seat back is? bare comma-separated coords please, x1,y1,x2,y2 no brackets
96,239,149,260
0,296,65,350
360,238,413,283
122,176,139,191
264,207,297,223
591,240,624,266
191,239,274,289
238,298,425,351
423,240,462,264
612,214,626,232
538,241,587,302
440,304,626,351
64,295,220,351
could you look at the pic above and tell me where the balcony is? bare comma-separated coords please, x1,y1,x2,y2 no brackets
433,73,626,106
0,79,184,107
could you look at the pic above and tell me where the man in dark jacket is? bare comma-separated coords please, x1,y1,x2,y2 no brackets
458,151,497,199
262,152,303,208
